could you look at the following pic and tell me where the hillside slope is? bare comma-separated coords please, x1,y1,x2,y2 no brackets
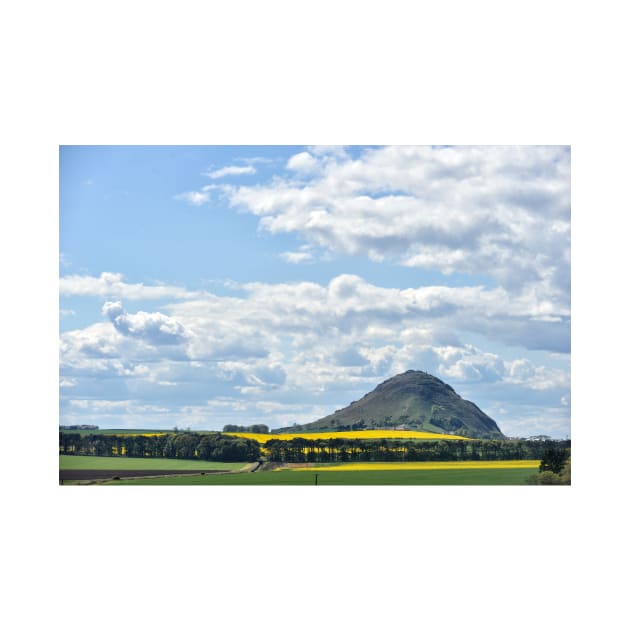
298,370,504,439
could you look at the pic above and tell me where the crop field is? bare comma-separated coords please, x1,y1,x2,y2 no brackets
59,455,245,470
104,463,536,485
289,460,540,472
225,429,470,443
59,455,249,482
60,429,171,437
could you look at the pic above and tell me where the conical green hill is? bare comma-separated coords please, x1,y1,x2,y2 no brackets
301,370,504,439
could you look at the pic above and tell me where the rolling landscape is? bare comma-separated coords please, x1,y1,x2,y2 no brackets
60,370,570,485
60,146,570,486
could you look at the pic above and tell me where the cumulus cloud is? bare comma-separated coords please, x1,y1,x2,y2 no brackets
61,146,570,435
286,151,320,173
61,271,570,435
60,323,122,361
61,274,569,381
102,301,189,345
225,145,570,303
438,347,506,383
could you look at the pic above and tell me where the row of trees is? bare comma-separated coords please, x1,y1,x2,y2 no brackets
223,424,270,434
59,431,261,462
264,438,571,463
60,431,569,465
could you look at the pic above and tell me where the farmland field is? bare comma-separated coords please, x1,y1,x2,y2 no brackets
59,455,249,482
59,429,171,437
59,455,246,470
104,464,537,485
225,429,470,443
292,460,540,471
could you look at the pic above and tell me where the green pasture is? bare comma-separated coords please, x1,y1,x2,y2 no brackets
59,429,172,436
59,455,246,471
105,467,535,485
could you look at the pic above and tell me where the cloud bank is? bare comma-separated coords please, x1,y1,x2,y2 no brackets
225,145,570,303
60,272,570,436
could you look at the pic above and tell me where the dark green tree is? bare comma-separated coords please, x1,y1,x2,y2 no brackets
539,447,569,474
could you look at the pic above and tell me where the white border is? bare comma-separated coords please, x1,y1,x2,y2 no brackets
5,1,626,628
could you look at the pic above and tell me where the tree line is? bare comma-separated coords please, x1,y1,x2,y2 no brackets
60,431,569,465
223,424,270,434
59,431,261,462
263,438,571,463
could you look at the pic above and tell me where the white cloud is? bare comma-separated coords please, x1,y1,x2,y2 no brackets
489,407,571,440
504,358,570,390
60,271,570,435
286,151,320,173
174,191,211,206
60,275,569,384
59,272,203,300
279,250,314,264
70,399,129,410
102,301,189,345
68,399,170,414
203,165,256,179
236,157,276,166
438,347,506,383
226,146,570,303
307,145,349,158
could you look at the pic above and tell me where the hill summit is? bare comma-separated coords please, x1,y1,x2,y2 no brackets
297,370,504,439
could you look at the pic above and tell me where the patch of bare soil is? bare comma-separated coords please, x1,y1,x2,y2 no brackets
59,469,227,482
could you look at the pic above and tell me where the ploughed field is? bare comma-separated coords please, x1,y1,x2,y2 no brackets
59,455,248,483
60,469,231,481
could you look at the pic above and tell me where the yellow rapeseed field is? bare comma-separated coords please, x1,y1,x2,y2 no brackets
225,429,470,443
289,460,540,471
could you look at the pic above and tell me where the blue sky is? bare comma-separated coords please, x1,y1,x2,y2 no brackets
59,145,570,437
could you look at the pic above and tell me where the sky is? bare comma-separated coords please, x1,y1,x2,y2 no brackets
59,145,571,438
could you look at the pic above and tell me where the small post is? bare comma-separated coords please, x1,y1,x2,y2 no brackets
315,473,318,486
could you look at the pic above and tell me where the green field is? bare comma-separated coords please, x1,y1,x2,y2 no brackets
105,467,535,485
59,455,246,471
60,429,173,436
